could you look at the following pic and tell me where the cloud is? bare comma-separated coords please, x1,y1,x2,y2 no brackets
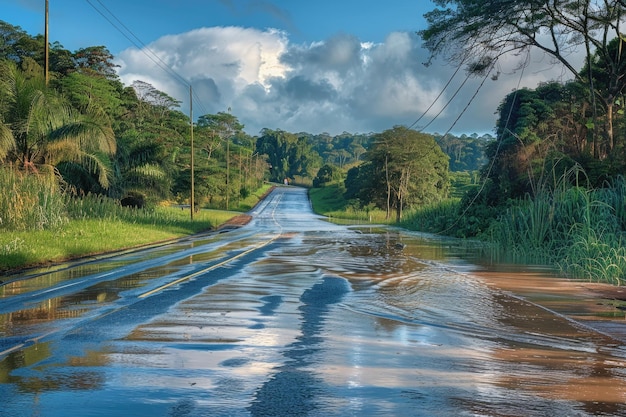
116,26,289,119
115,26,577,137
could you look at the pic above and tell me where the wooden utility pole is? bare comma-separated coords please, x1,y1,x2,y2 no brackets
226,107,231,211
190,86,195,220
44,0,49,85
238,148,242,205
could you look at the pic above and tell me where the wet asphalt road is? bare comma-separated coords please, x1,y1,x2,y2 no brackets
1,186,626,416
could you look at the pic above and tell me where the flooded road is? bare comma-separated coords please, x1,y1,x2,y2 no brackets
1,187,625,416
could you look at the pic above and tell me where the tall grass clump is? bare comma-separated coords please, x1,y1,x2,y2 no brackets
558,227,626,286
400,199,462,233
64,193,166,224
555,176,626,285
486,174,626,284
0,167,68,230
484,192,558,264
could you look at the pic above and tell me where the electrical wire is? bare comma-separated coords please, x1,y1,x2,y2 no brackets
417,70,473,132
85,0,211,116
434,49,530,236
407,60,465,130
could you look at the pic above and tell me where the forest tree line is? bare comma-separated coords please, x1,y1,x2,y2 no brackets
0,20,486,227
4,0,626,283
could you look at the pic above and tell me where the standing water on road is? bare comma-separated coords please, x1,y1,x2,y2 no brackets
1,187,625,416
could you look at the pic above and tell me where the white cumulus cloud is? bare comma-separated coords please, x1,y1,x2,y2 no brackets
115,26,576,136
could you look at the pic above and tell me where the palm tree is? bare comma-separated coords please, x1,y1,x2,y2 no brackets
110,133,173,206
0,58,116,190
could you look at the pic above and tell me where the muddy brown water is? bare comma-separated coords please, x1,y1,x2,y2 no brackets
1,187,625,416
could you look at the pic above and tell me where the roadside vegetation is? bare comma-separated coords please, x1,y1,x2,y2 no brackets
308,185,393,225
0,166,251,270
4,1,626,287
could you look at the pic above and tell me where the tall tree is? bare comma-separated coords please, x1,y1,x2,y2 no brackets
420,0,626,158
73,46,119,79
256,129,321,183
131,80,182,125
256,129,292,182
345,126,449,221
196,111,244,136
579,36,626,158
0,21,42,64
196,111,245,207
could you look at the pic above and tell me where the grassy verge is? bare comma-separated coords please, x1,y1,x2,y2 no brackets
238,183,273,211
400,199,462,234
0,166,274,272
308,185,393,224
400,176,626,286
485,182,626,285
0,207,237,272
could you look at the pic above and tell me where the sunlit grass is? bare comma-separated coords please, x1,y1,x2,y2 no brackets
0,165,263,271
0,166,67,230
308,185,393,224
0,208,239,271
400,199,461,233
237,183,273,211
0,182,265,271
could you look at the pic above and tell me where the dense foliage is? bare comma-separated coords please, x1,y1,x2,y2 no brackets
419,1,626,199
0,20,267,219
256,129,322,184
410,0,626,283
1,19,454,235
344,126,450,221
434,133,490,172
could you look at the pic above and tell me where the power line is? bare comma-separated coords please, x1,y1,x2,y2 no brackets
86,0,187,86
416,70,473,133
84,0,210,116
407,59,466,130
434,50,530,236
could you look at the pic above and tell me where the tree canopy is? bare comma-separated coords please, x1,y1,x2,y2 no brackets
256,129,322,183
344,126,449,221
420,0,626,158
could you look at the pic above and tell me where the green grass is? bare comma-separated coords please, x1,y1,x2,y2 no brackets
308,185,348,213
0,207,238,271
308,184,393,224
0,167,67,231
400,199,462,234
237,183,273,211
0,166,270,272
0,167,268,272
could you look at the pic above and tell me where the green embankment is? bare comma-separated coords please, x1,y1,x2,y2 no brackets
0,183,273,272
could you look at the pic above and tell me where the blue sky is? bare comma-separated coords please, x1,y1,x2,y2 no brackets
1,0,568,136
3,1,430,53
